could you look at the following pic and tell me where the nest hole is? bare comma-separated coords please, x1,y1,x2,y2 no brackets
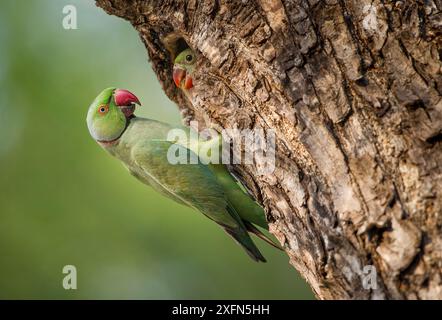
162,33,192,61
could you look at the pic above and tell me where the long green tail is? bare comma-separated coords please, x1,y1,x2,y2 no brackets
224,227,267,262
210,164,268,229
244,221,283,250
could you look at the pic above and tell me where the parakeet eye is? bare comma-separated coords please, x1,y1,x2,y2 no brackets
185,54,193,62
98,105,109,115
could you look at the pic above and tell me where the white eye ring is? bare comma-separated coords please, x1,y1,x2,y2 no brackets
185,54,193,62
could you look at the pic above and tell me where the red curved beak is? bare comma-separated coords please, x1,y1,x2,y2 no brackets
173,67,194,89
173,67,186,88
114,89,141,106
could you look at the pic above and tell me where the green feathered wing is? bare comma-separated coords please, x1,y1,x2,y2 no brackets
130,139,267,262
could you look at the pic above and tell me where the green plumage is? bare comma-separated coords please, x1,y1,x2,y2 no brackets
87,88,279,262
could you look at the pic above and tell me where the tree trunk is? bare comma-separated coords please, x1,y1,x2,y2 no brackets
96,0,442,299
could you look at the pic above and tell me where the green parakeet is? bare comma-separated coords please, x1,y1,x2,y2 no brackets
173,48,195,89
86,87,280,262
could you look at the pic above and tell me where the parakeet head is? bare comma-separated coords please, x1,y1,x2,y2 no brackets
173,48,196,89
86,87,140,143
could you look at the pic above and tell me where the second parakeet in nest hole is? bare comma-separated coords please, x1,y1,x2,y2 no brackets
173,48,195,90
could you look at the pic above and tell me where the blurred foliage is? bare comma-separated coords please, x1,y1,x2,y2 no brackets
0,0,314,299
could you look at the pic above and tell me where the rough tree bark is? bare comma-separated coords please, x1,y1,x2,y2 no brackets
96,0,442,299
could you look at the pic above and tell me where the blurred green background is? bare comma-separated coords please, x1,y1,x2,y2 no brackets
0,0,313,299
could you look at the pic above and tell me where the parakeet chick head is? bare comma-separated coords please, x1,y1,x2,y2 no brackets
86,87,140,143
173,48,196,89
